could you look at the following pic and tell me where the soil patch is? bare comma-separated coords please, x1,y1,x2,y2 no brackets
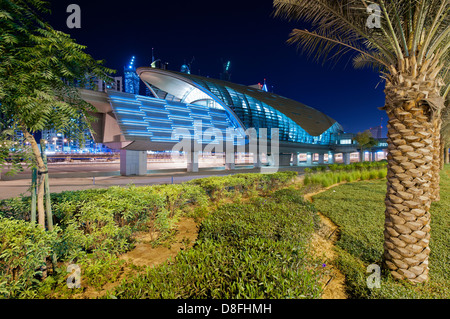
78,217,199,299
304,184,348,299
120,217,199,267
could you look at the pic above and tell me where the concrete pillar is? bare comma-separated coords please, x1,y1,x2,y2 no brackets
225,152,235,170
306,152,312,166
253,153,262,168
372,151,377,162
187,151,199,173
279,153,291,166
328,153,335,164
343,152,351,165
292,153,299,166
267,153,282,167
318,153,325,165
120,150,147,176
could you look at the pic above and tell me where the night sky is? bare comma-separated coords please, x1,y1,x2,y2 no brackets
45,0,387,136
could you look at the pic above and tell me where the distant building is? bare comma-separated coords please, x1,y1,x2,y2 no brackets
249,79,269,92
180,64,191,74
369,125,382,139
93,76,123,92
124,56,140,94
220,60,231,81
73,75,123,92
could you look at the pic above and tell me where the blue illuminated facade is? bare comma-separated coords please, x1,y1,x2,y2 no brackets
183,76,343,145
136,68,344,148
108,92,243,144
102,67,347,156
124,56,140,95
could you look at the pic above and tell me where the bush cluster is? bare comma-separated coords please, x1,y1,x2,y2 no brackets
0,171,299,298
187,171,298,199
109,188,322,299
304,160,387,174
303,161,387,188
0,218,56,298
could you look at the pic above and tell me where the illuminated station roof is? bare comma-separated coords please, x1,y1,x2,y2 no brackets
136,67,343,146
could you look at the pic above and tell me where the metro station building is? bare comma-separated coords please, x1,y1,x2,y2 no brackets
82,67,387,176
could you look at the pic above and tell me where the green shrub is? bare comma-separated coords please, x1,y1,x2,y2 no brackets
187,171,298,199
328,164,340,172
78,254,126,289
304,166,386,188
50,184,210,260
0,196,31,221
109,187,321,299
0,218,57,298
2,170,308,299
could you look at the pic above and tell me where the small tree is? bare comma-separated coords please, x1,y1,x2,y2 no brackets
0,0,114,229
354,130,378,162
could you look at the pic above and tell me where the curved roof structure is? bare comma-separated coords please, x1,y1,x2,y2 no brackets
137,67,343,145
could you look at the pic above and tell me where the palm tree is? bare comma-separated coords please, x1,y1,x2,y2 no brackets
274,0,449,283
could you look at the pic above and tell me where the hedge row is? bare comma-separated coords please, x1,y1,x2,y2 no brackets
304,168,388,188
305,160,387,173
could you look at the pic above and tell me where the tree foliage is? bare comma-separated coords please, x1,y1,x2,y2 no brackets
0,0,114,148
0,0,115,228
273,0,449,99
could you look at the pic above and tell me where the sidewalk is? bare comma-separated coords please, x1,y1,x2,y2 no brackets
0,166,306,200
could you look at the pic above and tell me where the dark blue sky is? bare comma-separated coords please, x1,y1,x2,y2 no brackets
46,0,387,136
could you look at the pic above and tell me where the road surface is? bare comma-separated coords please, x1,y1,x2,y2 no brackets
0,162,306,200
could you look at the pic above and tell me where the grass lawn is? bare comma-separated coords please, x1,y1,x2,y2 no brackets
312,165,450,299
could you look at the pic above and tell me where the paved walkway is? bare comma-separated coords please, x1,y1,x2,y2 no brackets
0,165,306,200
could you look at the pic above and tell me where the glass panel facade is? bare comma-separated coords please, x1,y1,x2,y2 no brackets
187,78,343,145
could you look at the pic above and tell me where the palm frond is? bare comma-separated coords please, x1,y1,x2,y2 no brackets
274,0,450,71
287,28,389,69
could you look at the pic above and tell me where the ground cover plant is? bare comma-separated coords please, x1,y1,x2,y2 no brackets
312,165,450,298
0,171,305,298
106,188,322,299
1,166,448,299
304,161,388,187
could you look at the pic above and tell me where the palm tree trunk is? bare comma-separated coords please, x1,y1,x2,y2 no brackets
384,108,433,283
382,57,445,284
430,118,441,202
445,146,450,165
